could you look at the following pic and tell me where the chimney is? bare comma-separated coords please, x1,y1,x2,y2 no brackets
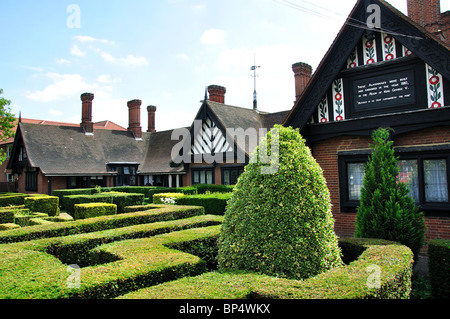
208,85,226,104
127,99,142,139
407,0,442,35
292,62,312,102
147,105,157,133
80,93,94,134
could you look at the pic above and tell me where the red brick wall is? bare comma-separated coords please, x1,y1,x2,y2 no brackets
311,126,450,241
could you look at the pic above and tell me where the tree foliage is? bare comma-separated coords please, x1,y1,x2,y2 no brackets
218,125,342,280
0,89,15,164
355,127,425,260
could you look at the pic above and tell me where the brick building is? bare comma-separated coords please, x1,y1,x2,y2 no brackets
285,0,450,241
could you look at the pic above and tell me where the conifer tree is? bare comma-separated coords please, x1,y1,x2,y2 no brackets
355,127,425,260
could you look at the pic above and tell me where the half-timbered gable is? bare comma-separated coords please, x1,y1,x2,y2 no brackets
175,85,290,186
285,0,450,242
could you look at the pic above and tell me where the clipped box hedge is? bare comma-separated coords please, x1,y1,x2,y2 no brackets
428,239,450,299
0,205,205,244
0,193,28,207
0,210,14,224
120,238,414,299
63,192,144,215
24,196,59,216
176,193,232,215
0,220,221,299
74,203,117,220
153,193,185,204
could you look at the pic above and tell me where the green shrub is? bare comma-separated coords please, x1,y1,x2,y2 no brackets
355,128,425,261
0,193,28,206
63,192,144,215
195,184,234,194
0,205,205,244
102,186,154,197
0,211,14,224
218,125,342,280
428,239,450,298
153,193,185,205
176,186,198,195
176,193,232,215
74,203,117,220
0,223,20,231
24,196,59,217
53,189,97,209
120,238,413,299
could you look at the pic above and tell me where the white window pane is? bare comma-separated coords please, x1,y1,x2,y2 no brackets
200,170,206,184
424,159,448,203
194,171,200,184
206,170,213,184
398,160,419,202
223,170,230,185
348,163,365,201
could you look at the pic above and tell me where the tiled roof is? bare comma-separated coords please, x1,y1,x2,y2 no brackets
17,123,146,176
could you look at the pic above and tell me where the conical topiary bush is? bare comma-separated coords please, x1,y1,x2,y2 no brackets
217,125,342,280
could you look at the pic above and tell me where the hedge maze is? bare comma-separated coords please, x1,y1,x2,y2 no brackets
0,188,417,299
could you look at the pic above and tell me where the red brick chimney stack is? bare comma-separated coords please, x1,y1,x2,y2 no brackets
80,93,94,134
292,62,312,102
208,85,226,104
407,0,449,43
147,105,157,133
127,99,142,139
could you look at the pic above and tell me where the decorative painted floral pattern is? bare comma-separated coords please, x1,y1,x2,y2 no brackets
333,79,345,121
426,65,444,108
382,33,396,61
347,47,358,69
363,35,377,65
318,96,329,123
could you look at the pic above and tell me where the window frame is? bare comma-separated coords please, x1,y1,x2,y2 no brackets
191,167,215,185
221,165,245,186
339,147,450,216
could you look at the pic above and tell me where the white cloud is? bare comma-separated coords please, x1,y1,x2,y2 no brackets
119,55,149,67
100,51,116,63
56,58,71,65
73,35,115,45
97,74,121,84
24,73,92,102
70,44,86,57
201,29,227,45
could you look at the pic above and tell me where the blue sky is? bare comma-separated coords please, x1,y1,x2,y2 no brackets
1,0,448,131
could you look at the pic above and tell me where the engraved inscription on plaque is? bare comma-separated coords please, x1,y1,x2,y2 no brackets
353,69,415,111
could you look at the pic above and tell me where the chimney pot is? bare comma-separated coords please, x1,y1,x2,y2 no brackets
127,99,142,139
80,92,94,133
292,62,312,102
147,105,157,133
208,85,226,104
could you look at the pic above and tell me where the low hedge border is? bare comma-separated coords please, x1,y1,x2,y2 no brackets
0,223,221,299
0,205,205,244
428,239,450,298
24,196,59,217
63,192,144,215
176,193,232,215
0,193,28,206
74,203,117,220
152,192,232,215
119,238,413,299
